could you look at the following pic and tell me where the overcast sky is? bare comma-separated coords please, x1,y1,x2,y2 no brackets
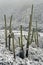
0,0,43,8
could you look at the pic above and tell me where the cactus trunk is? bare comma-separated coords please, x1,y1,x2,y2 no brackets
12,33,15,58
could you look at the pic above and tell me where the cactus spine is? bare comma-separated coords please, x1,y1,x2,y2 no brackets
26,5,33,57
4,15,7,47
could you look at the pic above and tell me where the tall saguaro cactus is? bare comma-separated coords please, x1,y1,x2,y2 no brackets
26,5,33,57
4,15,7,47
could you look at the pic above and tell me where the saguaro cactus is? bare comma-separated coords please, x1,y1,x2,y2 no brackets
4,15,7,47
25,5,33,57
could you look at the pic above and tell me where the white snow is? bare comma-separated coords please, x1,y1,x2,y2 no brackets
0,30,43,65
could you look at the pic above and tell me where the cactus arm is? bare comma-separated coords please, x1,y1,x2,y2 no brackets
30,28,34,43
34,32,37,45
36,21,37,32
27,5,33,45
4,15,7,47
11,32,15,58
9,15,13,33
36,31,38,45
8,15,13,50
8,34,11,50
18,37,20,47
36,21,39,47
26,5,33,57
20,25,23,50
24,35,27,40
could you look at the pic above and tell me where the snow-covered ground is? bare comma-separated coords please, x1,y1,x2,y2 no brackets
0,42,43,65
0,30,43,65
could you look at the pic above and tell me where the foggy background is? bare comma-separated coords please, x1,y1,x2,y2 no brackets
0,0,43,8
0,0,43,32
